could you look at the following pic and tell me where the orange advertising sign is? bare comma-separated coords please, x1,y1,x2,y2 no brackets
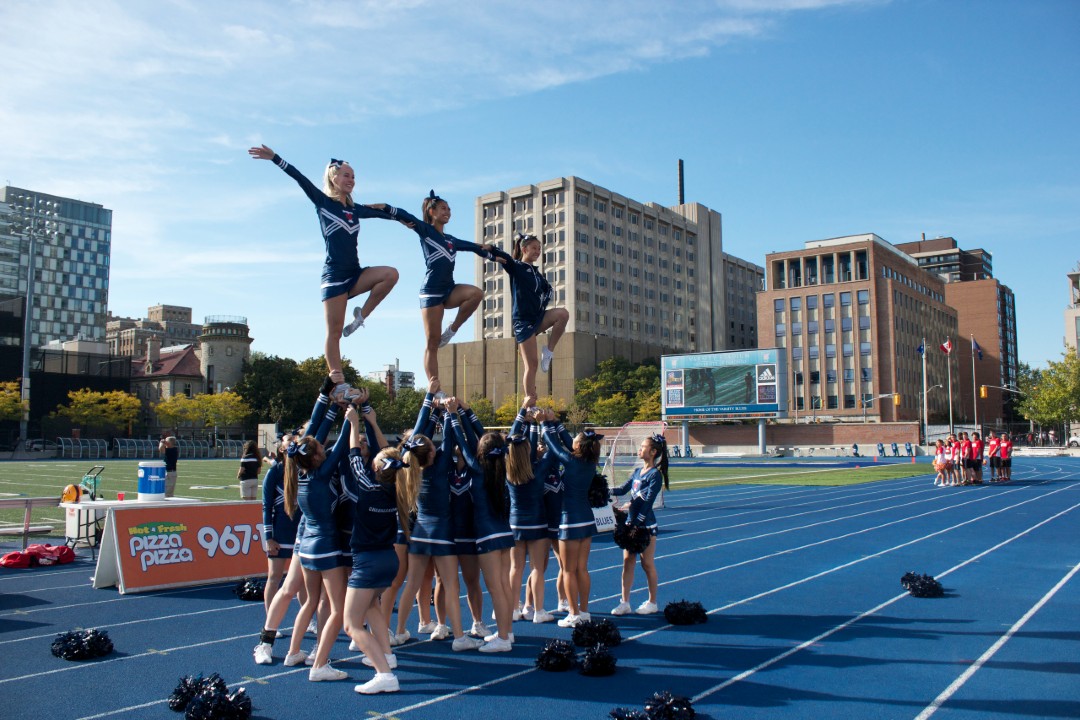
98,502,265,594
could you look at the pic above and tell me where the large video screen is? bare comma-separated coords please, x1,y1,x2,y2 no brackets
661,348,787,420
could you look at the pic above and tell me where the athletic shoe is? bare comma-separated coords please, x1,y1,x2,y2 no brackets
283,650,308,667
275,630,285,639
306,618,318,635
348,639,361,652
479,636,513,653
470,621,491,638
355,672,400,695
577,611,591,622
452,635,484,651
611,602,632,616
254,643,273,665
305,645,318,665
330,382,364,404
418,620,438,634
636,601,658,615
484,632,514,643
557,599,570,613
557,614,581,628
362,653,398,670
431,624,451,641
308,663,347,682
540,346,554,373
342,307,365,337
439,326,457,347
520,606,534,621
532,610,555,624
391,630,411,646
512,608,522,621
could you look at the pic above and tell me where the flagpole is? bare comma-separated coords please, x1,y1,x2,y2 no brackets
921,336,928,445
947,337,954,435
970,334,978,433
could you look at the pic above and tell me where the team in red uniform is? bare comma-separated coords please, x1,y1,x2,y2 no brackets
998,433,1013,482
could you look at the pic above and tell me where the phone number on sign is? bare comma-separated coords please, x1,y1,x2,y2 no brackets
198,524,261,558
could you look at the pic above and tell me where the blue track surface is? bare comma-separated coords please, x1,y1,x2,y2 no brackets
2,458,1077,719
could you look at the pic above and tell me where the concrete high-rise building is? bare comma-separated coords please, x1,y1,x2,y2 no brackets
107,304,201,357
0,186,112,347
438,176,763,407
1066,266,1080,351
367,359,416,396
897,236,993,282
758,234,958,424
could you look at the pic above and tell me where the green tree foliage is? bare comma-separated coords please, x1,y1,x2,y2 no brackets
574,356,661,425
0,381,27,422
591,392,634,426
466,393,496,427
1017,350,1080,426
235,353,362,431
154,393,199,430
54,389,141,434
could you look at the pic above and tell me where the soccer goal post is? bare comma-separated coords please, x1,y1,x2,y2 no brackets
600,420,668,508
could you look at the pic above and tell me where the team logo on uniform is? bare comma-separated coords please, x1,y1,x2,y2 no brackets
343,210,354,222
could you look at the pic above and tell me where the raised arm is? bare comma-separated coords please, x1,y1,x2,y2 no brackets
541,420,572,465
323,415,353,470
447,406,483,476
508,404,529,438
249,145,326,207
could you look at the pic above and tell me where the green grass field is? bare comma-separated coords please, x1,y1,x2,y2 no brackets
0,457,933,544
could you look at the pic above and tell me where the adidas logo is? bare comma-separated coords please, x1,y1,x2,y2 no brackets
757,366,776,382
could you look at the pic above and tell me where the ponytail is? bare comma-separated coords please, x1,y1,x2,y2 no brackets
513,233,539,261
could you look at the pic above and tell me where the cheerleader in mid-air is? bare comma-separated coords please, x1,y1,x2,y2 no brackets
248,145,401,388
609,434,667,616
486,233,569,404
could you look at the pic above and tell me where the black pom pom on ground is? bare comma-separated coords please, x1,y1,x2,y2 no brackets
643,690,696,720
535,639,577,671
169,675,204,712
663,600,708,625
571,618,622,648
168,673,249,720
901,571,944,598
589,473,611,508
579,644,617,676
233,578,266,602
612,508,652,555
609,708,650,720
50,629,114,661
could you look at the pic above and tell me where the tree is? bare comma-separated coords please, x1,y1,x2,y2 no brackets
194,392,254,432
1017,350,1080,427
466,393,496,427
495,395,523,426
590,392,634,427
632,390,662,422
0,381,27,423
574,356,661,424
55,389,141,435
154,393,199,430
234,353,362,431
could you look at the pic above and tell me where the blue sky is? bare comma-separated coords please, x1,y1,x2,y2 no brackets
2,0,1077,380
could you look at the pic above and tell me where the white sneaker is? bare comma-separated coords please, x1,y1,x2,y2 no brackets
511,608,522,621
275,630,285,639
578,611,591,622
452,635,484,651
430,623,451,641
342,307,365,337
520,606,534,621
484,632,515,643
418,621,437,634
283,650,308,667
306,618,318,635
439,326,457,347
308,663,347,682
611,602,632,616
479,636,513,653
391,630,411,646
355,672,399,694
557,614,581,628
362,653,398,669
348,639,361,652
254,643,273,665
636,601,658,615
540,346,554,373
557,599,570,613
532,609,555,624
470,621,491,638
305,645,318,665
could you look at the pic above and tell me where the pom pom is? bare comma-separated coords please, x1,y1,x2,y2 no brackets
535,639,576,671
609,709,650,720
233,578,266,602
643,690,696,720
663,600,708,625
50,629,114,661
571,618,622,648
579,643,617,676
901,571,944,598
169,675,203,712
588,473,610,508
168,673,239,717
612,508,651,555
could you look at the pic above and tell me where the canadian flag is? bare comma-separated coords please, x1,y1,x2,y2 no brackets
940,338,953,355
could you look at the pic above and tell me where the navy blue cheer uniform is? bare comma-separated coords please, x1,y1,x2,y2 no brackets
270,154,399,300
391,208,492,308
505,409,547,542
261,459,299,559
542,423,597,541
530,423,566,539
297,417,352,572
347,449,399,589
488,245,554,343
332,409,381,568
448,413,514,553
407,394,457,556
611,467,662,536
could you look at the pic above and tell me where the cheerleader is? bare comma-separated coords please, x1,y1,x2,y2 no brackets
445,398,515,651
390,191,493,383
932,440,947,486
485,234,569,403
391,389,484,651
505,404,554,623
610,434,667,616
540,409,603,628
532,419,568,613
341,405,400,694
248,145,401,384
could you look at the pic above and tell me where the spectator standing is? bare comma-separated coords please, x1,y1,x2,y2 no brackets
159,436,179,497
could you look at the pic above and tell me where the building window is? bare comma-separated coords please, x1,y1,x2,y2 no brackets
857,289,870,304
807,295,818,309
843,343,854,357
860,342,872,355
840,292,852,306
827,395,838,409
774,299,785,313
823,293,835,308
826,344,836,358
844,394,856,409
775,323,786,337
810,371,820,384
